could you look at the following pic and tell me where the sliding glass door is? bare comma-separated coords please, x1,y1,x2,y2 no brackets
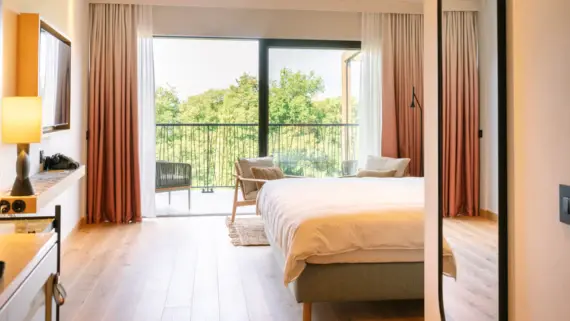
263,41,361,177
154,38,259,215
154,38,259,190
152,38,360,215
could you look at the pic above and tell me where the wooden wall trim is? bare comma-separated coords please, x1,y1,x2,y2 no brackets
16,13,40,96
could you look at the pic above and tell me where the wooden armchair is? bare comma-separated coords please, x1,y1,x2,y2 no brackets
231,161,268,223
231,160,304,223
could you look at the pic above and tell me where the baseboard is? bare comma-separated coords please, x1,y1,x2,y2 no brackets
479,209,498,222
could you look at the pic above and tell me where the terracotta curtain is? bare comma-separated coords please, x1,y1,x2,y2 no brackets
382,14,424,176
87,4,142,224
442,12,480,217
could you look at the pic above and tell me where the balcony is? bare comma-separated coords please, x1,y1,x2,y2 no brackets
155,123,358,215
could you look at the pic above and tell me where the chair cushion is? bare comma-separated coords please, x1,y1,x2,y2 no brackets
238,156,274,195
251,166,285,189
356,169,397,178
365,156,411,177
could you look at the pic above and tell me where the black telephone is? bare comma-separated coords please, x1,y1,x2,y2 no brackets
44,153,80,171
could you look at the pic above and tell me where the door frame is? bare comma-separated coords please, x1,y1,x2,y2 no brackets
437,1,509,320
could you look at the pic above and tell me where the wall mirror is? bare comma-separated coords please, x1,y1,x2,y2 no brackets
438,0,507,320
39,21,72,133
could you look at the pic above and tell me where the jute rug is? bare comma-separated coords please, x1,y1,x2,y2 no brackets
225,216,270,246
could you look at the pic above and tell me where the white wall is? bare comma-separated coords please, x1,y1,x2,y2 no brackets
1,0,89,238
509,0,570,319
153,6,361,40
478,0,498,214
423,0,440,320
150,0,482,40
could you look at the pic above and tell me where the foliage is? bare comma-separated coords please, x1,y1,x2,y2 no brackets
155,85,181,123
155,69,358,187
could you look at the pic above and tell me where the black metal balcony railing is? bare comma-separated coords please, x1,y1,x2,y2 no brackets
156,123,358,189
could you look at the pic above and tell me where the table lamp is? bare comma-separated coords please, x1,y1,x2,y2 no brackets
2,97,42,196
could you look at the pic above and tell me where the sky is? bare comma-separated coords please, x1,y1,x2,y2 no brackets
154,38,360,100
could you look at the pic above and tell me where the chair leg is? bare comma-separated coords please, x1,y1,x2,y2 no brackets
188,188,191,209
231,178,239,223
303,303,312,321
168,191,171,205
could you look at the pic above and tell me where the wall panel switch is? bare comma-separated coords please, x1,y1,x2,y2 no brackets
560,185,570,224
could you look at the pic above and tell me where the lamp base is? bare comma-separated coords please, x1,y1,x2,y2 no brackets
10,144,35,197
11,177,35,196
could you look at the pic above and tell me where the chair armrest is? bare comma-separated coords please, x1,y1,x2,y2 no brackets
235,175,269,183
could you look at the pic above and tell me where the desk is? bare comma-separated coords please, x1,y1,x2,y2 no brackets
0,234,58,321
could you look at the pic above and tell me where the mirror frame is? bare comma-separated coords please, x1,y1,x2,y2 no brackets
437,0,508,320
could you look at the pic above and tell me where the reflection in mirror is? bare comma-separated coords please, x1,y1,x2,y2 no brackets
440,2,499,321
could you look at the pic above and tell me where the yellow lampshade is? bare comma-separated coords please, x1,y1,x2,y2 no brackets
2,97,42,144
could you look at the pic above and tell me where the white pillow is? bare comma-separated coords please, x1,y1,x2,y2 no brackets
365,156,411,177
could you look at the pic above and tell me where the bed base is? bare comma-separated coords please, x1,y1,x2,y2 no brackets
290,262,424,321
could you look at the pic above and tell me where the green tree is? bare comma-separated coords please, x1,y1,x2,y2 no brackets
221,74,258,123
155,69,359,186
155,84,181,123
179,89,226,123
269,68,325,124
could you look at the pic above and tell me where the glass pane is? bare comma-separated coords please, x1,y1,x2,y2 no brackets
154,38,259,214
268,48,360,177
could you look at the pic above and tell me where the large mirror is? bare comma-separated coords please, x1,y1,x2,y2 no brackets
438,0,507,320
39,21,72,133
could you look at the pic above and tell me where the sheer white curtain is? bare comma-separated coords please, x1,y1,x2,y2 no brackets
137,5,156,218
39,32,60,127
359,13,383,166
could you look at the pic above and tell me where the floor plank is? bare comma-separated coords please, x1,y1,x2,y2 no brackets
190,219,220,321
161,307,191,321
215,220,249,321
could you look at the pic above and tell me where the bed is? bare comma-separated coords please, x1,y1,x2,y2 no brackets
257,177,456,321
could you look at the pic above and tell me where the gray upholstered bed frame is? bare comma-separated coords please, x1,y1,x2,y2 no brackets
266,227,424,321
291,262,424,321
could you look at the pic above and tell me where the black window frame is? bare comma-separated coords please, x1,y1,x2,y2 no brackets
258,39,361,156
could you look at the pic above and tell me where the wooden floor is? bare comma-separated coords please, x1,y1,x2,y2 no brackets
60,216,423,321
443,217,498,321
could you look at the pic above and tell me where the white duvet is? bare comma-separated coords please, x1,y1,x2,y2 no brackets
257,177,428,284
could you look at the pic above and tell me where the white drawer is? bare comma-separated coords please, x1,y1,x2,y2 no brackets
0,244,57,321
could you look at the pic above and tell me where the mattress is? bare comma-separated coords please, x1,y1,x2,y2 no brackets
258,177,424,283
258,177,457,284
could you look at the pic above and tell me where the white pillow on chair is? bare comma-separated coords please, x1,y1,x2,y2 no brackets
365,156,411,177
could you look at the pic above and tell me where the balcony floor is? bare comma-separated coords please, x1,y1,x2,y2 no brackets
155,188,256,216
